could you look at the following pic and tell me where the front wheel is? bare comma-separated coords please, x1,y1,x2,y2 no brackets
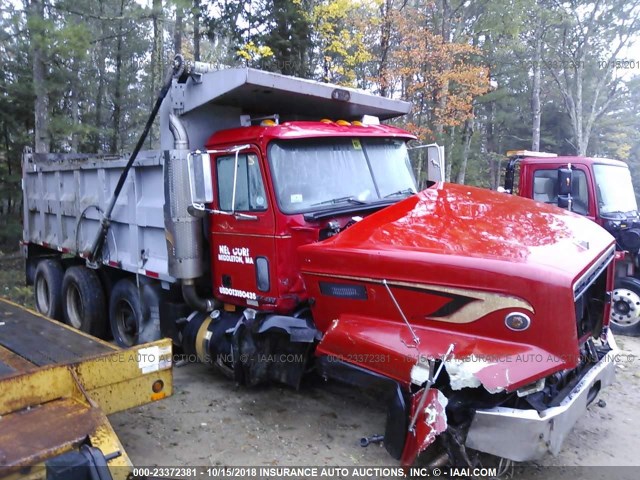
610,276,640,337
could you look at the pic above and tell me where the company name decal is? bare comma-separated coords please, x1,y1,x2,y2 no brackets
218,245,254,264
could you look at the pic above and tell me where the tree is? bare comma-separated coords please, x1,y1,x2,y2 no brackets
309,0,377,86
28,0,49,153
545,0,640,155
385,4,490,184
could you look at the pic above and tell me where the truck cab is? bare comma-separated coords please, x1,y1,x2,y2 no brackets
504,151,640,335
203,121,418,315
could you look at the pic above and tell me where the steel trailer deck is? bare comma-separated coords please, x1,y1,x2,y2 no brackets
0,299,173,480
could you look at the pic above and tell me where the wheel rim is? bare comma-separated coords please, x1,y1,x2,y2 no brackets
610,287,640,327
114,299,138,346
35,275,50,314
65,283,83,329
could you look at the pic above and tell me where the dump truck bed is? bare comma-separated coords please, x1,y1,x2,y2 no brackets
0,299,173,480
22,150,172,283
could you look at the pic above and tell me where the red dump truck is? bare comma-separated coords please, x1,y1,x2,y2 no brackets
504,150,640,337
22,57,617,467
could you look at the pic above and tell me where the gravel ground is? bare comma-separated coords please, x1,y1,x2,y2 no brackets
111,336,640,475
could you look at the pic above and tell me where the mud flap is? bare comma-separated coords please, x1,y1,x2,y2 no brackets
400,388,448,466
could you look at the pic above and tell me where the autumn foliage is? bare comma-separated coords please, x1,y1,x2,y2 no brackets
383,6,490,142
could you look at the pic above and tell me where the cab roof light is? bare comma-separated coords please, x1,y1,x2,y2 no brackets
335,119,351,126
361,115,380,125
320,118,333,124
351,120,364,126
240,114,280,127
506,150,558,158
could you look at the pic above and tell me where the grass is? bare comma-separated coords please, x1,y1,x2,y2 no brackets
0,251,33,308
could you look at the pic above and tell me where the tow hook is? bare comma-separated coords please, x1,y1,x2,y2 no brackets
360,434,384,447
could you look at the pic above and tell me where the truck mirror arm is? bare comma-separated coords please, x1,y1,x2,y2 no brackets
187,204,257,221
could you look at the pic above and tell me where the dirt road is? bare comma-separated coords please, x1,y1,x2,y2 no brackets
111,336,640,471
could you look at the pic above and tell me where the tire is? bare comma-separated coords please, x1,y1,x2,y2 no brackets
609,276,640,337
61,266,107,338
109,279,143,347
33,259,64,320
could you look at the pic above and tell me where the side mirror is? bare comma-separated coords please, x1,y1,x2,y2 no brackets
557,165,573,210
426,144,445,182
187,151,213,208
558,166,573,196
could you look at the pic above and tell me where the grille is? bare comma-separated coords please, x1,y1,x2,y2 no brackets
574,265,608,339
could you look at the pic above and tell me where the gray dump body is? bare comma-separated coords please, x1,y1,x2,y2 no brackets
23,66,411,282
23,150,176,282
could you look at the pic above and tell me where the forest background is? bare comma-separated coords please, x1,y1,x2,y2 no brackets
1,0,639,248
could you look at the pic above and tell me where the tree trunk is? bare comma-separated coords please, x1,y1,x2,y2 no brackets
531,29,542,151
3,121,12,176
70,64,80,153
193,0,201,61
112,0,126,153
456,119,474,184
378,0,393,97
93,2,107,152
150,0,164,147
174,4,183,54
29,0,49,153
486,101,502,190
435,0,451,136
444,126,455,183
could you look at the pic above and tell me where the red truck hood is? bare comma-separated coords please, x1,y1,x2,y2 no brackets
314,182,611,274
299,183,615,391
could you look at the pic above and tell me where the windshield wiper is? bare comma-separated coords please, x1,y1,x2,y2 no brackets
311,195,366,207
384,188,416,198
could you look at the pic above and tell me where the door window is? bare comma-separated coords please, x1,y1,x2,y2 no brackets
533,169,589,215
216,153,268,212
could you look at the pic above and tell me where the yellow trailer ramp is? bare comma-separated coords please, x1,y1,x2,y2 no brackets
0,299,173,480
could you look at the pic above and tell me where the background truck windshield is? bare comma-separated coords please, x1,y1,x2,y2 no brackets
594,164,638,214
268,138,417,213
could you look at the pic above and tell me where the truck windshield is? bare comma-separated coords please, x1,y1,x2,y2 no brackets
268,138,417,213
593,164,638,214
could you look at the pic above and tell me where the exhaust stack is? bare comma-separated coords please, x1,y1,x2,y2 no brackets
164,114,216,312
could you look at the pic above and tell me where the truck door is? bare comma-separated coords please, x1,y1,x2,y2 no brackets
528,164,595,219
210,146,276,309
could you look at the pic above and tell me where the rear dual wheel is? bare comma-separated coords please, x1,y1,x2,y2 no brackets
610,277,640,337
34,259,64,320
61,266,107,338
109,279,142,347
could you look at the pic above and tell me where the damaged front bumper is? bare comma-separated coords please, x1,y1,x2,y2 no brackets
465,333,618,462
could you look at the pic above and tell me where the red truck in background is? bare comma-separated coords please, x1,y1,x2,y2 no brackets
22,56,618,468
504,151,640,336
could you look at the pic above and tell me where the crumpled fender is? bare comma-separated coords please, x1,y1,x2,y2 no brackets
400,388,448,466
316,314,567,393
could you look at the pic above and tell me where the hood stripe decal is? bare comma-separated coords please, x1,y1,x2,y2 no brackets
304,271,534,324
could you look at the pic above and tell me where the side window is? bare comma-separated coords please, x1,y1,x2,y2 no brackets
216,153,268,212
533,169,589,215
